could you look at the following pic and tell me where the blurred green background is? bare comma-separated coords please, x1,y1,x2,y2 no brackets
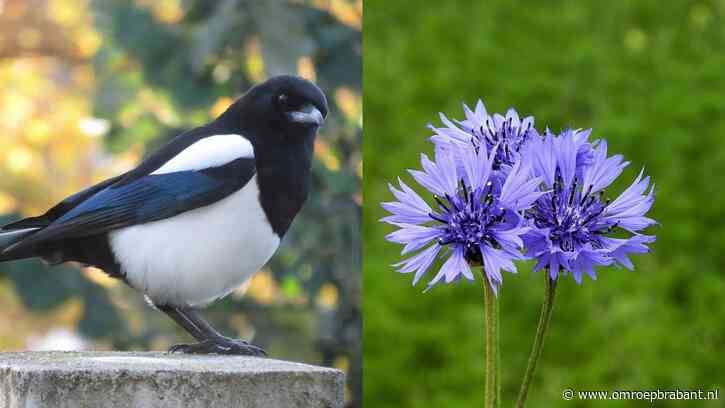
0,0,360,406
364,0,724,407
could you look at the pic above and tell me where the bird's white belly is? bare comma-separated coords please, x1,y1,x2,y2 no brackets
109,176,280,307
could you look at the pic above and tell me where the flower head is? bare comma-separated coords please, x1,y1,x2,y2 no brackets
382,145,543,293
522,130,657,283
429,100,538,175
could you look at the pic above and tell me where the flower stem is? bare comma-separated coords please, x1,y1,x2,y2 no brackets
480,270,498,408
495,289,501,407
515,272,557,408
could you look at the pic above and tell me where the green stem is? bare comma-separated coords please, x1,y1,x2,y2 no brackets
515,272,558,408
496,288,501,407
480,270,498,408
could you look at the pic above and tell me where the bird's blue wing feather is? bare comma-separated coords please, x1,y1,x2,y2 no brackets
56,172,228,231
8,158,254,249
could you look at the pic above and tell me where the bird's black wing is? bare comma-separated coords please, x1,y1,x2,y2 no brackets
3,157,255,254
1,174,125,230
1,125,218,232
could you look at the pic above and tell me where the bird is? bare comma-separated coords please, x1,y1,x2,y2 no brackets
0,75,327,356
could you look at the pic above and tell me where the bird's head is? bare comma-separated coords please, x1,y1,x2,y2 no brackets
220,75,328,138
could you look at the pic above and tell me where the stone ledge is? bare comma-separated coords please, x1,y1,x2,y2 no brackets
0,351,344,408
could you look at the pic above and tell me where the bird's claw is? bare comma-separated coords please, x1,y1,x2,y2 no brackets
168,338,266,356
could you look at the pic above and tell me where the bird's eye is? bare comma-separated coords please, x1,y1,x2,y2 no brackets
277,93,290,109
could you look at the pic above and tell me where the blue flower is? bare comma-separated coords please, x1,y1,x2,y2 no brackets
429,100,539,175
382,144,544,293
522,130,657,283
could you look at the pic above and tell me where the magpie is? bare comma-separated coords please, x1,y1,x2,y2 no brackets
0,75,327,356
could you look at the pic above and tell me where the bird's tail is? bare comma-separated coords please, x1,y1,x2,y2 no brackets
0,227,40,262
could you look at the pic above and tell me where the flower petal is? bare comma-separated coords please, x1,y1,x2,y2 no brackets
426,246,472,290
385,224,442,255
409,151,459,196
456,142,492,191
601,168,656,232
601,234,655,270
554,130,578,189
525,132,557,188
380,178,434,225
394,243,442,285
499,159,546,210
480,244,517,295
581,140,629,194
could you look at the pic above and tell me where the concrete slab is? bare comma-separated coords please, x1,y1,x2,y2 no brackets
0,351,344,408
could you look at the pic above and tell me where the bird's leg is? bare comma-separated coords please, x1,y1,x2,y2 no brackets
156,305,266,356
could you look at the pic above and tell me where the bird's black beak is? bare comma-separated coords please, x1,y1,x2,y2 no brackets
287,104,325,127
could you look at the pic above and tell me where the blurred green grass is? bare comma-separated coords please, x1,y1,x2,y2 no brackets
363,0,725,406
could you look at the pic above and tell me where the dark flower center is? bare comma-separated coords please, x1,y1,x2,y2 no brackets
469,117,533,169
528,174,615,252
429,180,504,262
